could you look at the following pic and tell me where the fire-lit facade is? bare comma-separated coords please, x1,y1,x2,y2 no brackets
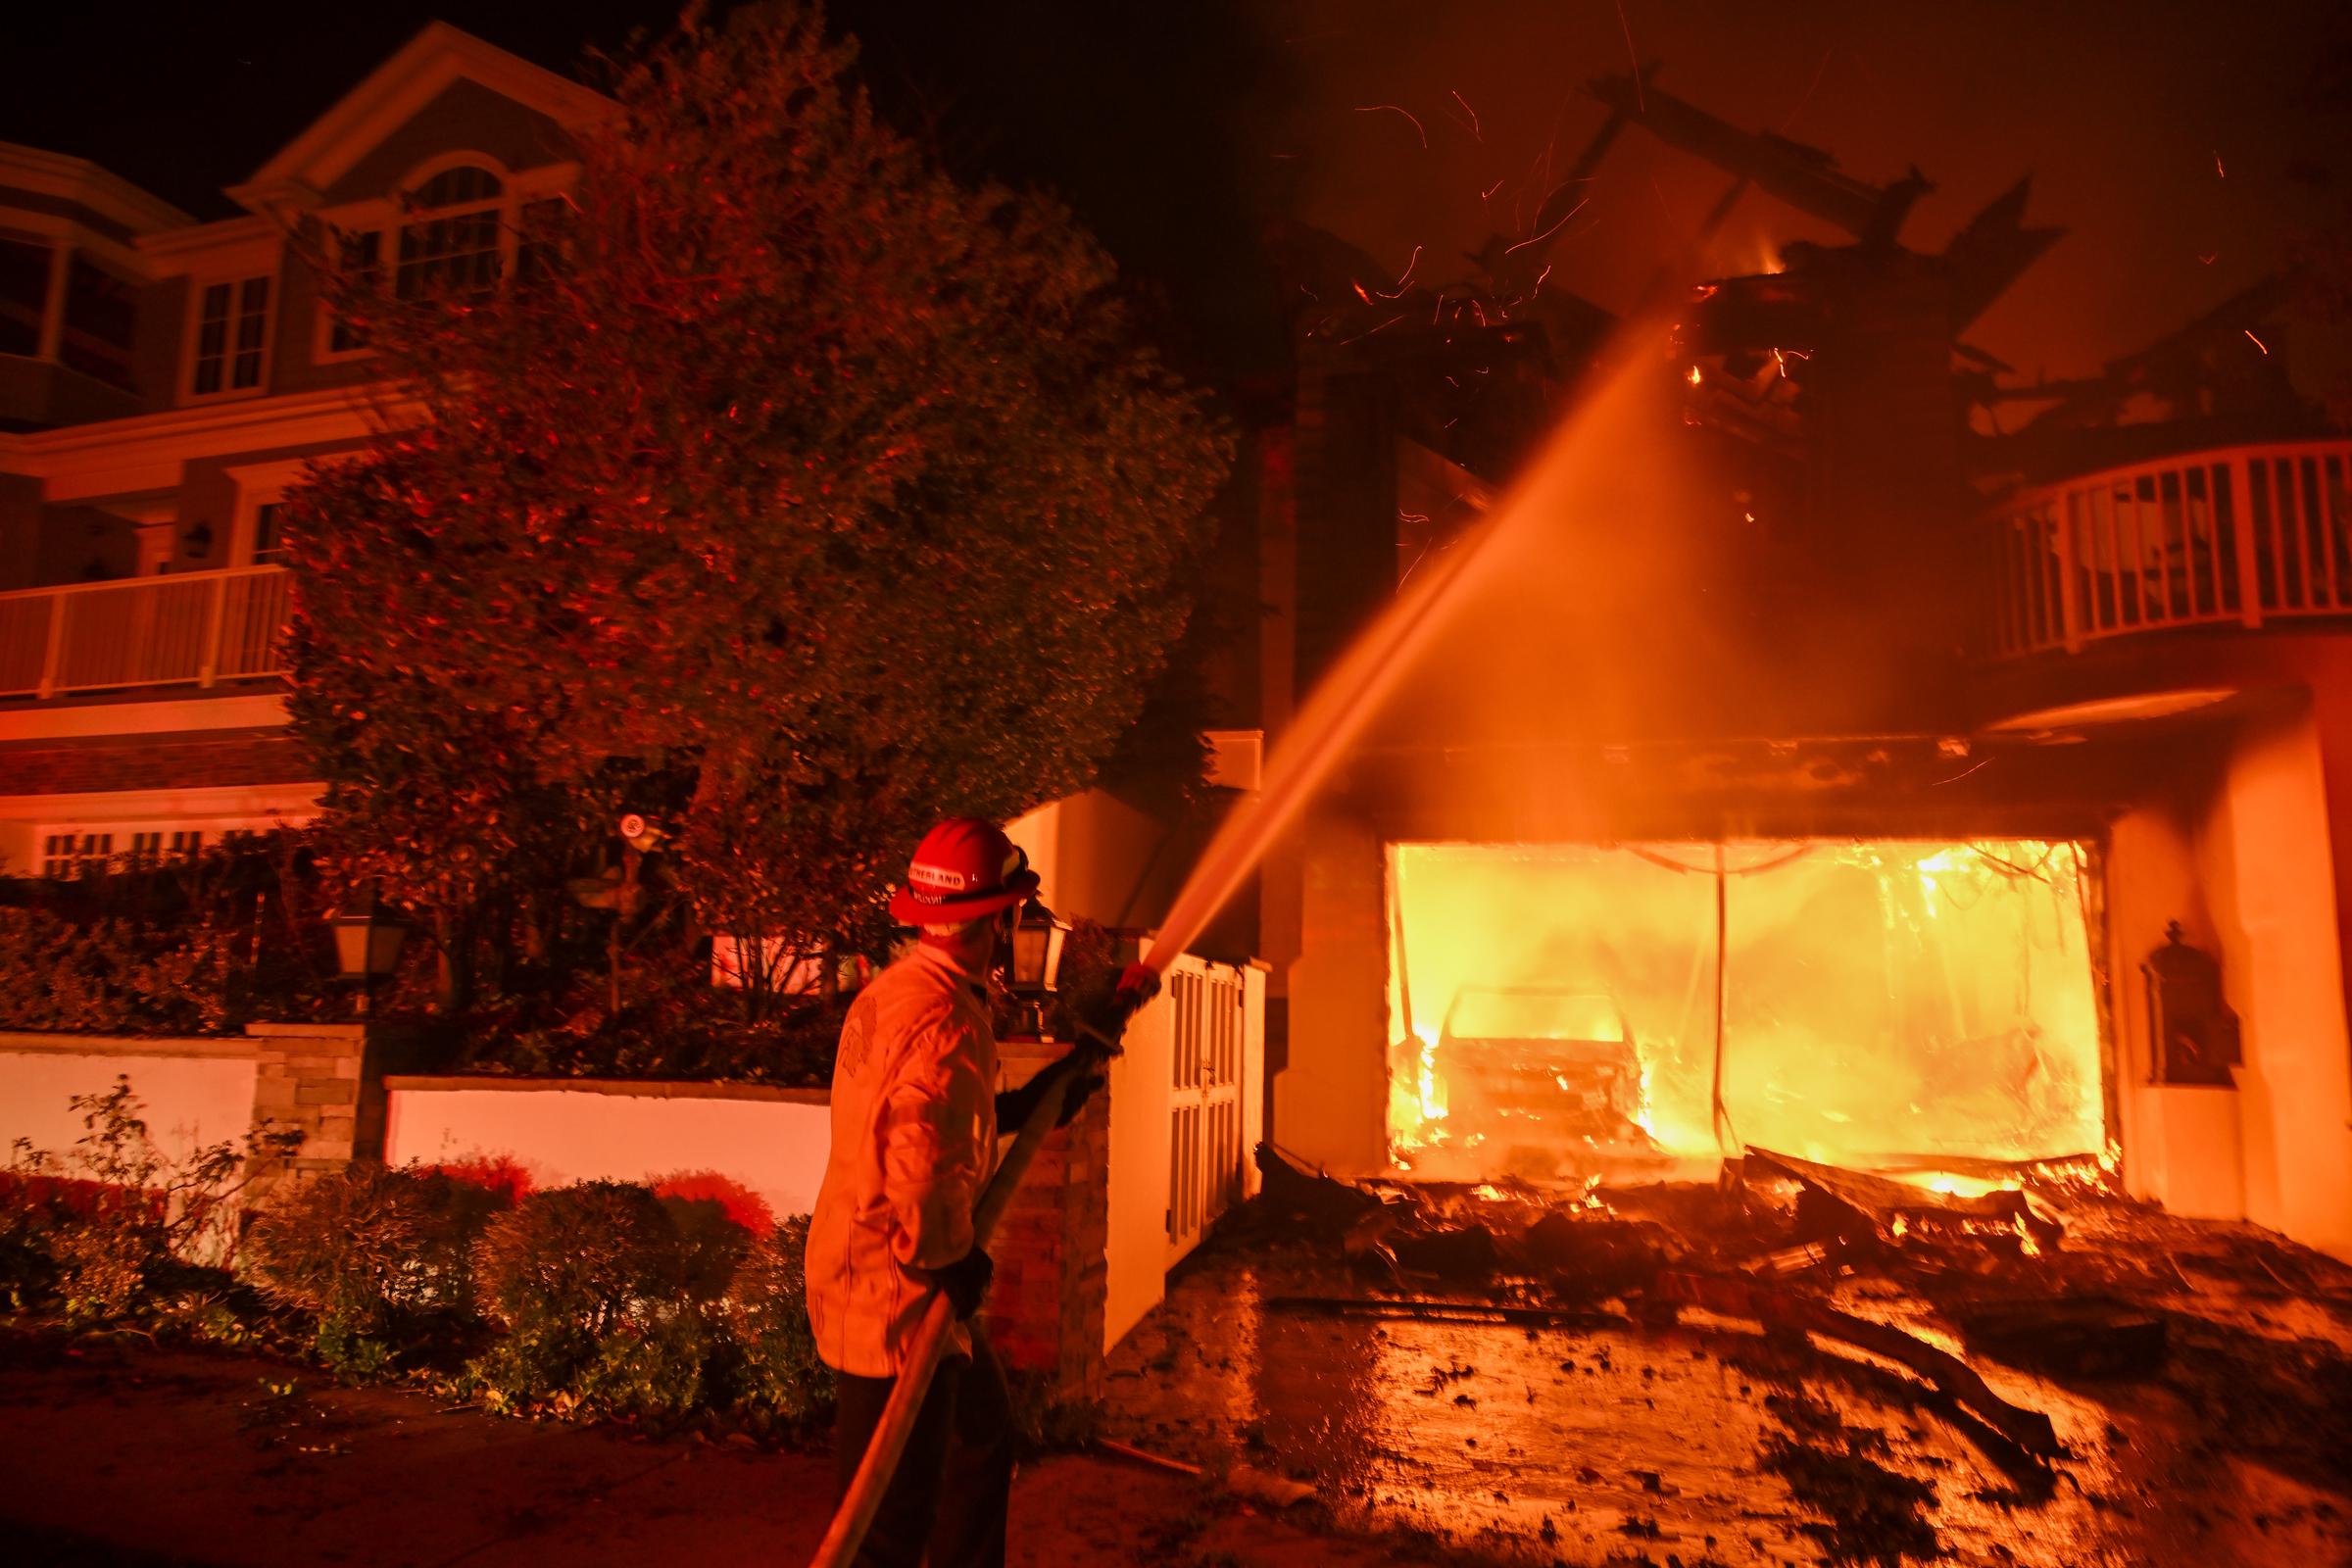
1241,86,2352,1262
0,25,604,872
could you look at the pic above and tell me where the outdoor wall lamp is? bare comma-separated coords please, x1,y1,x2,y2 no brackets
328,878,409,1016
1006,897,1070,1037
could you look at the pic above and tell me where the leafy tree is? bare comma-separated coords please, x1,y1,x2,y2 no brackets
283,2,1230,1006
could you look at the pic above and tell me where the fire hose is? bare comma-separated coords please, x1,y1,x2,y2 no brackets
807,971,1157,1568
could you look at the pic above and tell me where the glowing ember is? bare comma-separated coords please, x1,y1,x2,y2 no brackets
1385,839,2108,1181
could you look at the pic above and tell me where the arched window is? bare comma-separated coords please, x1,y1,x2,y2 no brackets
395,164,505,300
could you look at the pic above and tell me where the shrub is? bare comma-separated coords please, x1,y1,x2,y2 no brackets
0,1162,75,1308
243,1164,510,1373
1,1078,288,1325
468,1181,705,1409
0,832,338,1034
434,1152,533,1205
577,1309,722,1424
725,1215,833,1428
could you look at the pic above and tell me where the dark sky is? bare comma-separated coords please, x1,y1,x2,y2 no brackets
8,1,2350,384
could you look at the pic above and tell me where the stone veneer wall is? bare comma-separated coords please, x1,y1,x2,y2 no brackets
242,1021,412,1200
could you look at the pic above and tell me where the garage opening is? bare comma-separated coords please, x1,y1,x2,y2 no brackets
1385,840,2108,1181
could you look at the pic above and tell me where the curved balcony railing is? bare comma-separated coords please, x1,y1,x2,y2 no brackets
0,564,292,699
1985,440,2352,658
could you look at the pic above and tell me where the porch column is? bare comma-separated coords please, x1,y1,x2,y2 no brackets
1275,804,1391,1177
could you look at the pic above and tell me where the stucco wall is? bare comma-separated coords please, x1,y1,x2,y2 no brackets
2196,706,2352,1257
0,1034,260,1168
1273,805,1390,1177
2105,798,2228,1210
381,1078,832,1220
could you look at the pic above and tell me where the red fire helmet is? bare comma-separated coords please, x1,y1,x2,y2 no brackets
887,816,1041,927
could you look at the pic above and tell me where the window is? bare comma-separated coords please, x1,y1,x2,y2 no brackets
318,159,568,359
36,828,205,878
0,237,48,358
251,502,287,564
191,274,271,396
396,165,505,301
514,197,570,287
323,228,380,355
61,256,135,389
39,833,113,879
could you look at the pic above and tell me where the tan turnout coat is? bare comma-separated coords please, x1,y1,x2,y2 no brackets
806,944,998,1377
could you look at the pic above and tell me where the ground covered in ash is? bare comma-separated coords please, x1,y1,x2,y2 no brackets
1099,1156,2352,1568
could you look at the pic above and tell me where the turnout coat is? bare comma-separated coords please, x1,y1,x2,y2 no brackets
806,944,999,1377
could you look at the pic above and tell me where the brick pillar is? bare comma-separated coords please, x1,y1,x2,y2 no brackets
243,1022,409,1200
989,1043,1111,1399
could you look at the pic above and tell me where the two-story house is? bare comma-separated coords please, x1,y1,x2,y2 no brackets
0,24,601,879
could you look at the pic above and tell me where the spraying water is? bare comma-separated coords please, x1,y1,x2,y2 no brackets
1144,333,1676,975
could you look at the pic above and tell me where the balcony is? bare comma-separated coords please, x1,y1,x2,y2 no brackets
0,565,292,700
1985,440,2352,658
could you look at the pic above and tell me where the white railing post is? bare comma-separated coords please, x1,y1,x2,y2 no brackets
2054,495,2081,653
196,571,226,689
2233,456,2264,628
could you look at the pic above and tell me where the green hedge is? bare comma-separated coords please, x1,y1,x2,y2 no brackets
244,1167,833,1429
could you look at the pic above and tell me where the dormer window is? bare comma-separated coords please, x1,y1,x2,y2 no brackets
396,164,505,300
316,155,570,363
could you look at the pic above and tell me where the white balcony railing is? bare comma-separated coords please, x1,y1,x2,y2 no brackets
1986,441,2352,658
0,565,293,699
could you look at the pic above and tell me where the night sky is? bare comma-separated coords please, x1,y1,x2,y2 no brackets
9,1,2351,386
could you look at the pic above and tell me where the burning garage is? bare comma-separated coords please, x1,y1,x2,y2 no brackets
1233,67,2352,1270
1383,837,2109,1183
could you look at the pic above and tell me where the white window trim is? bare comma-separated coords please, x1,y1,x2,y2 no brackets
31,818,281,878
224,457,316,567
310,218,388,367
179,261,281,406
310,153,576,368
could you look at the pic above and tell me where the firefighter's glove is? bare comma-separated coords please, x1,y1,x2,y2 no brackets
1077,963,1162,1049
922,1248,994,1320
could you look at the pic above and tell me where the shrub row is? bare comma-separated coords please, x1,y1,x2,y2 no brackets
1,1082,832,1431
244,1167,833,1429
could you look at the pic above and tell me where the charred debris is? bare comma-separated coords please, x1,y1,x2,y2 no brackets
1243,1138,2352,1494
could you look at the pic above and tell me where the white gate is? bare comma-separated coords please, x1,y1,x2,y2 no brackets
1166,964,1247,1264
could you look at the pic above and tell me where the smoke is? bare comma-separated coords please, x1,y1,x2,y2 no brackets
1249,0,2352,380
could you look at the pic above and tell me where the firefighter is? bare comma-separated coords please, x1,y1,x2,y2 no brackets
807,816,1118,1568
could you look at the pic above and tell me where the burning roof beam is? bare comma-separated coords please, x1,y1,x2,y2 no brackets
1586,70,1927,244
1941,178,2066,331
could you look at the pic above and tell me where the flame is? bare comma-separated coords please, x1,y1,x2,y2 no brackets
1384,839,2107,1180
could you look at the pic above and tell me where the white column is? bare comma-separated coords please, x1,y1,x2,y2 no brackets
36,243,69,363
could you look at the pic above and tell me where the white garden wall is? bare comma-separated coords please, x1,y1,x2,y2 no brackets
381,1077,833,1220
0,1033,260,1168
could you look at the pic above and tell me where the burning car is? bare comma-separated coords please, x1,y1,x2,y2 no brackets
1426,985,1653,1177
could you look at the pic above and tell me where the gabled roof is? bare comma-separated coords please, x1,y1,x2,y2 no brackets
226,21,611,216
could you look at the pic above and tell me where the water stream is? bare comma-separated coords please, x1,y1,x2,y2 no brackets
1143,335,1674,974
